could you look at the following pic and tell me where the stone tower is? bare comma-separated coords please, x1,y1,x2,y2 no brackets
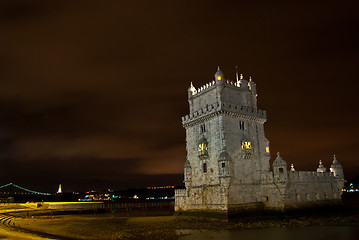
175,67,345,215
177,67,270,213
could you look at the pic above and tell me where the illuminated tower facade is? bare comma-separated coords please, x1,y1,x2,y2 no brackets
175,67,344,215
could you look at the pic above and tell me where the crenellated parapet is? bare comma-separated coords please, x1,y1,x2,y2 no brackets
263,165,338,184
182,101,266,127
189,78,256,98
189,81,216,97
175,188,186,197
272,154,343,184
288,170,336,182
286,155,344,182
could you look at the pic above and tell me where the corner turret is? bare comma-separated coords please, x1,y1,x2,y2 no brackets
273,152,288,182
188,82,197,98
215,66,225,84
184,160,192,186
238,74,249,91
218,150,231,177
330,155,344,179
317,160,327,173
248,76,256,93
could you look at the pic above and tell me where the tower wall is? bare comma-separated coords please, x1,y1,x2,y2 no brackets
284,171,344,209
185,118,223,188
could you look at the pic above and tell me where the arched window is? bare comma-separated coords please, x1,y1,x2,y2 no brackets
241,140,253,159
200,124,206,133
241,141,252,150
198,138,208,159
203,163,207,173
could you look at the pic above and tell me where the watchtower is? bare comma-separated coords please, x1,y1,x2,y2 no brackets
178,67,270,213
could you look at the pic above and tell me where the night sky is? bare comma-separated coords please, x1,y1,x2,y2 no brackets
0,0,358,192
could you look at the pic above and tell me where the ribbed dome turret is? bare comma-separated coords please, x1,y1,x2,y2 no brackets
330,155,342,169
273,152,288,181
317,160,327,173
273,152,287,167
215,66,225,84
238,74,249,91
330,155,344,178
248,76,256,93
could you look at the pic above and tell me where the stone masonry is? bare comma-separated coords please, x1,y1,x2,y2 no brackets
175,67,345,215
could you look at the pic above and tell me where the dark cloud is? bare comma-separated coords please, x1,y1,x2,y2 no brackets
0,0,358,191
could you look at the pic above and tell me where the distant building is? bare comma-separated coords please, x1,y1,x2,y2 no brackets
57,184,62,194
175,67,345,215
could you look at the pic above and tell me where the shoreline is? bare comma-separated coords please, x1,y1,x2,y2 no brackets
1,193,358,240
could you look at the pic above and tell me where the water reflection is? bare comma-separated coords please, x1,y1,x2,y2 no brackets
177,226,359,240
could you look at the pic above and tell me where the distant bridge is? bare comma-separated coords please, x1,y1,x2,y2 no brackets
0,183,51,196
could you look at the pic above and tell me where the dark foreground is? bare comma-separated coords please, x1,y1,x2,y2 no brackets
3,208,359,240
1,193,359,240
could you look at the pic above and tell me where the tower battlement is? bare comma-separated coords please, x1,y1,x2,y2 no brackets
189,78,255,97
289,170,335,180
189,66,256,98
182,102,266,127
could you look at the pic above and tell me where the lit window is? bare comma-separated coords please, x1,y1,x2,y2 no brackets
265,147,270,153
186,173,191,180
198,138,209,158
241,141,252,149
198,143,207,152
217,76,221,80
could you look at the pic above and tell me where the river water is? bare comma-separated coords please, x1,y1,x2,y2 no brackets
177,226,359,240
